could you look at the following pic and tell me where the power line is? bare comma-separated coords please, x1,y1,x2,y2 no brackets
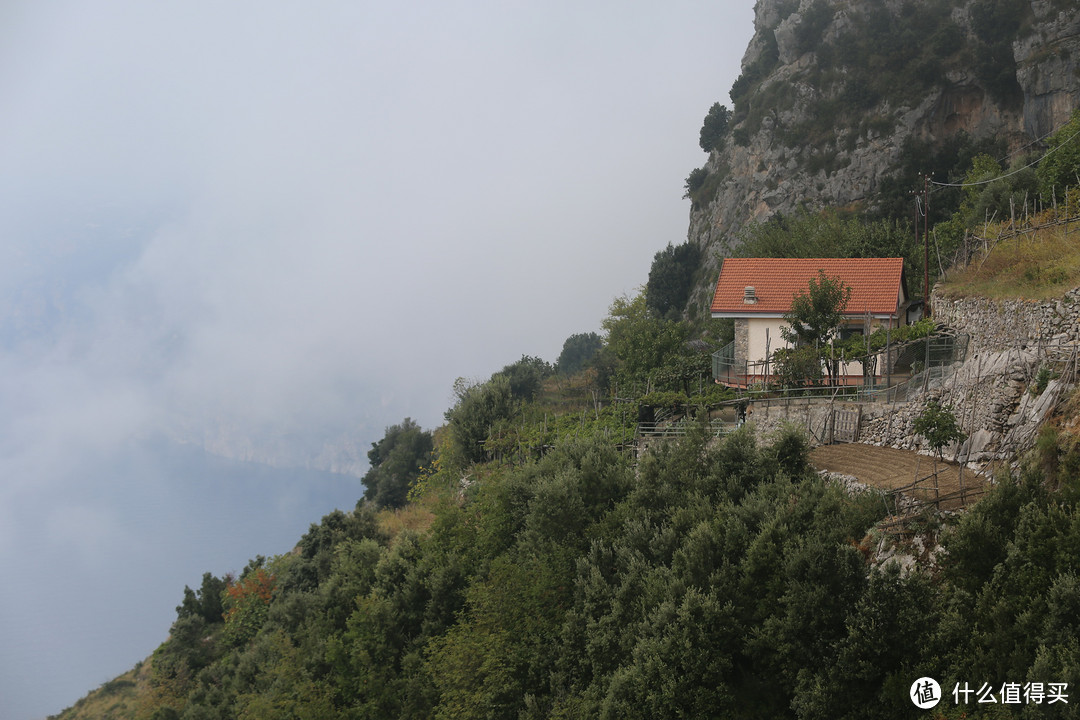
930,123,1080,189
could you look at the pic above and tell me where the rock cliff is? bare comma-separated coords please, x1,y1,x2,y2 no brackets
687,0,1080,313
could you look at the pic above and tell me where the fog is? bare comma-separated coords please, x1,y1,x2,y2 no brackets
0,2,754,717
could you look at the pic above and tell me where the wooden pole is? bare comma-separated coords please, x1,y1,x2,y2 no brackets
924,174,931,317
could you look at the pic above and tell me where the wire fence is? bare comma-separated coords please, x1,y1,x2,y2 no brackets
712,328,969,403
636,419,737,438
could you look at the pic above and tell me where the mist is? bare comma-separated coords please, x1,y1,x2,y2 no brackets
0,2,754,717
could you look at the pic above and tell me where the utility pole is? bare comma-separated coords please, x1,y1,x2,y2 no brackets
923,173,931,318
914,174,931,319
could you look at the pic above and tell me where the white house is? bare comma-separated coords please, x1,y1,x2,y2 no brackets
709,257,910,386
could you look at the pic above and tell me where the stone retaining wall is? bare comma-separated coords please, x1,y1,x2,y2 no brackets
745,286,1080,468
932,287,1080,354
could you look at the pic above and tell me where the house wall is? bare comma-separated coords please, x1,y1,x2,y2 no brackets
745,315,905,379
746,318,791,366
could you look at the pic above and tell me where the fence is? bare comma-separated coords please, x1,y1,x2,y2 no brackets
636,419,737,438
861,330,970,403
713,329,970,404
711,340,736,384
876,464,988,535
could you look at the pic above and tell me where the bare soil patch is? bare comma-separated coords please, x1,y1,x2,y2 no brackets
810,443,987,511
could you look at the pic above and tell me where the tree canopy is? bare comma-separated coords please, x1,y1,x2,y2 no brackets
699,102,732,153
1037,108,1080,199
362,418,434,508
780,270,853,349
645,242,701,320
556,332,603,376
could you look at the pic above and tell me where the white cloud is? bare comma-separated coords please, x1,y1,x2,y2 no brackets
0,2,756,716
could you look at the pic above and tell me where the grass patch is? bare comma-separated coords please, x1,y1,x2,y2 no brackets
49,660,152,720
378,496,437,542
939,217,1080,300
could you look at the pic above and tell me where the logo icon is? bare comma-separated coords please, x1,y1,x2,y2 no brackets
911,677,942,709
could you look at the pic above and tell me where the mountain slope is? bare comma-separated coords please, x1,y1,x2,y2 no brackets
686,0,1080,314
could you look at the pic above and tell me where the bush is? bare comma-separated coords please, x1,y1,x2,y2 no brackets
772,345,825,389
557,332,603,376
699,103,732,153
363,418,434,509
496,355,553,402
637,391,688,410
683,167,709,199
912,400,966,461
645,242,702,319
446,376,516,465
1032,366,1054,397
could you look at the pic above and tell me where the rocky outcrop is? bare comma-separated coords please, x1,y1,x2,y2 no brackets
687,0,1080,315
1017,1,1080,138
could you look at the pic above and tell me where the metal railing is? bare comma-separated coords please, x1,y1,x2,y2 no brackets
711,340,736,383
712,329,970,403
637,419,737,437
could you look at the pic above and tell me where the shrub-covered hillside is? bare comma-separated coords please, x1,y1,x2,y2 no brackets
53,417,1080,719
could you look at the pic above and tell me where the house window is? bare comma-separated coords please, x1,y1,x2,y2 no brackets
838,327,864,342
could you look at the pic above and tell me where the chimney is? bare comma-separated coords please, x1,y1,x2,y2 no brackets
743,286,757,304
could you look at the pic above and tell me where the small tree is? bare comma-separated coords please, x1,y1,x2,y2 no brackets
771,345,825,390
557,332,603,376
602,292,688,381
646,242,702,319
1036,108,1080,200
780,271,853,385
496,354,553,401
362,418,434,508
699,102,732,153
912,400,966,461
445,375,515,465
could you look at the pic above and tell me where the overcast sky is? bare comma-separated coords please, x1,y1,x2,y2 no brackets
0,2,755,717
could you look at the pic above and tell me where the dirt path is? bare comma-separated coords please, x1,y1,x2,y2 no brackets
810,443,987,511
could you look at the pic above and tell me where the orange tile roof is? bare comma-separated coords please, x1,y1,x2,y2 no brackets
710,257,906,317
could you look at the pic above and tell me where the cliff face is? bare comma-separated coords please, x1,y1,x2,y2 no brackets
688,0,1080,312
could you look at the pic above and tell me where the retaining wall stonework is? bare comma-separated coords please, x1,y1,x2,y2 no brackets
932,287,1080,353
746,287,1080,468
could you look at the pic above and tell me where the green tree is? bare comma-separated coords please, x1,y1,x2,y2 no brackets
363,418,434,508
698,102,731,153
556,332,603,376
780,271,852,384
445,375,515,465
682,166,709,200
176,572,227,625
495,355,553,402
912,399,966,461
645,242,701,319
1037,108,1080,199
771,345,825,389
601,292,688,382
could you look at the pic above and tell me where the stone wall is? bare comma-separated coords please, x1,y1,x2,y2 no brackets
744,398,837,445
856,349,1068,464
734,318,749,367
745,287,1080,468
932,288,1080,354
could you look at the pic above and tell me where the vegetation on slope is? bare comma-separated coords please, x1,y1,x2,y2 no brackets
938,206,1080,300
54,419,1080,719
937,112,1080,299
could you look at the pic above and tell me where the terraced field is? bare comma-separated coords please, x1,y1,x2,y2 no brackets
810,443,987,511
